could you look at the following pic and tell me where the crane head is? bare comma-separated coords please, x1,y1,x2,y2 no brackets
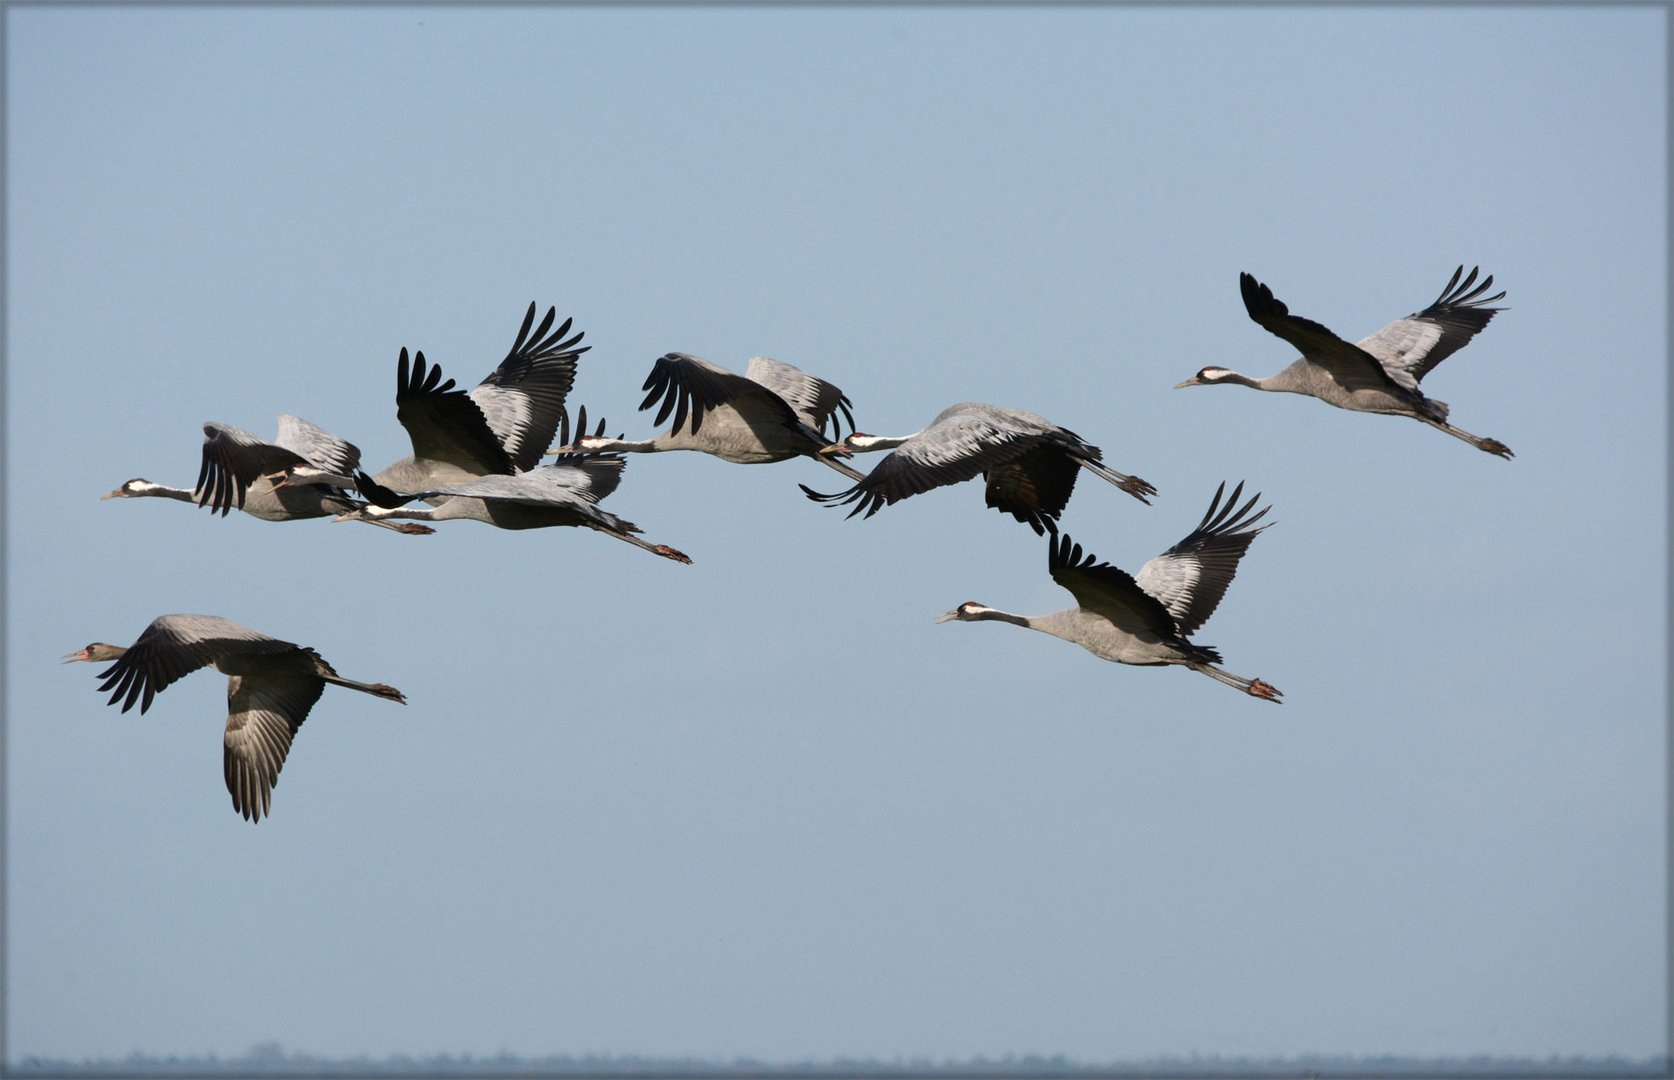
62,643,123,664
102,478,155,499
1174,366,1237,388
935,602,991,624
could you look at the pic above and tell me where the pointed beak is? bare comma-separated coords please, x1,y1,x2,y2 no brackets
61,650,89,663
934,609,961,624
100,489,123,500
817,442,851,458
547,445,575,455
1173,377,1201,389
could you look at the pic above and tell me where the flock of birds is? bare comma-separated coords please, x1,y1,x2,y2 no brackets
66,266,1513,822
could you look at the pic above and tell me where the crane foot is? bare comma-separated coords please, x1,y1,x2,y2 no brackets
1121,476,1158,503
655,545,693,564
1247,679,1283,703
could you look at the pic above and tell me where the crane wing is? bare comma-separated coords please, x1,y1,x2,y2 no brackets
273,414,361,480
196,423,306,516
1048,534,1182,641
1240,273,1409,394
413,460,627,508
983,446,1082,535
802,403,1054,519
1355,265,1505,385
223,672,325,823
393,347,516,476
744,356,857,441
1133,481,1271,637
469,303,588,472
639,353,800,436
93,615,296,715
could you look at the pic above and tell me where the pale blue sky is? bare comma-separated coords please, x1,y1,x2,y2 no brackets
5,3,1667,1065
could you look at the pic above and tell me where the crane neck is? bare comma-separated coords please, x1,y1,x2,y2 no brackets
574,435,665,454
846,432,916,453
109,480,197,503
1207,369,1269,390
964,607,1033,629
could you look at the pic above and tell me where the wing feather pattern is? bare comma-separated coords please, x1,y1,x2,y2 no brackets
1133,481,1271,637
1240,273,1405,394
93,615,295,715
1047,533,1182,642
195,423,304,516
223,672,325,823
743,356,857,441
1356,265,1506,385
469,303,589,472
802,404,1079,524
393,347,516,476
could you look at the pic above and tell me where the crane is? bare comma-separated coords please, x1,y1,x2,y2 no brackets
343,407,692,563
800,402,1156,534
552,353,867,481
937,481,1281,701
366,301,589,496
63,614,406,822
103,417,432,535
1176,266,1513,458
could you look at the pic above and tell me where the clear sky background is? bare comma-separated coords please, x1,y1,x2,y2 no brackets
4,3,1666,1067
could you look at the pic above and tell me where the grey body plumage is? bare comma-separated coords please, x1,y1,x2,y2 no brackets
1177,266,1513,458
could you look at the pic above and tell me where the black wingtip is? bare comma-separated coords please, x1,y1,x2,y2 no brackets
354,470,408,510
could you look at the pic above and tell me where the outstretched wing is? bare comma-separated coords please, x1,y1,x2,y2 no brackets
393,347,516,476
983,446,1083,535
639,353,799,436
273,414,361,482
469,303,588,472
195,423,305,516
94,614,296,715
414,461,627,508
1133,481,1271,637
801,403,1056,520
224,670,325,823
1241,272,1407,395
1048,533,1182,642
744,356,857,441
1355,265,1506,386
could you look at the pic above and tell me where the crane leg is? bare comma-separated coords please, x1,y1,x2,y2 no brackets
1191,662,1283,703
1420,418,1514,459
586,522,692,564
1077,458,1157,504
815,451,867,482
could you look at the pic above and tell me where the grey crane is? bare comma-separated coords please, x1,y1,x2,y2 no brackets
1176,266,1513,458
365,302,589,497
103,416,432,535
553,353,867,481
937,481,1281,702
800,402,1156,534
63,614,406,823
343,407,692,563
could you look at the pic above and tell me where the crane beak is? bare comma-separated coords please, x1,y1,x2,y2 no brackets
546,445,575,455
1173,376,1202,389
99,488,123,500
934,609,961,623
61,649,90,663
817,442,851,458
